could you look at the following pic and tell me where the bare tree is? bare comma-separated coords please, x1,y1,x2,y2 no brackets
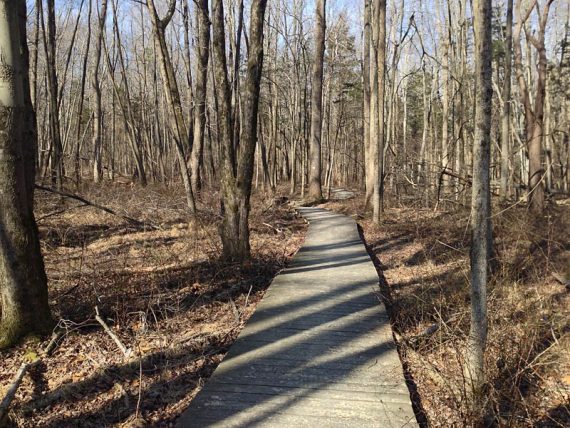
41,0,64,190
363,0,373,207
308,0,326,200
146,0,196,213
514,0,554,213
190,0,210,195
92,0,108,183
466,0,493,403
372,0,386,223
212,0,268,261
500,0,514,201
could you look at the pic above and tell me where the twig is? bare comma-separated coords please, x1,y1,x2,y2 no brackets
0,361,39,422
42,330,65,356
262,222,281,234
242,285,253,318
95,306,133,359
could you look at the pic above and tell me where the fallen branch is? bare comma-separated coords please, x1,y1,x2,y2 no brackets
35,185,153,228
36,203,88,222
42,330,65,357
95,307,133,359
262,222,282,234
440,168,472,185
0,361,39,422
409,323,440,345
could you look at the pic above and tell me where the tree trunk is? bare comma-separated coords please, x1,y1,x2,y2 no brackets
466,0,492,404
190,0,210,196
92,0,108,183
42,0,64,190
0,0,53,349
372,0,386,224
500,0,513,201
212,0,267,262
146,0,196,213
363,0,374,208
308,0,326,200
513,0,551,214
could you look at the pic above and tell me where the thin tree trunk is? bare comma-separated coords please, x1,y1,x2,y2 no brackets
363,0,374,207
42,0,64,190
308,0,326,200
372,0,386,224
466,0,492,404
146,0,196,213
92,0,108,183
500,0,513,201
212,0,267,261
190,0,210,196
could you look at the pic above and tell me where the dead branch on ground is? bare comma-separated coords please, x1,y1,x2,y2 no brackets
35,184,155,228
95,306,133,359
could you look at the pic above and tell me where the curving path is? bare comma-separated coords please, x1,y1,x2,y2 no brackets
177,207,417,427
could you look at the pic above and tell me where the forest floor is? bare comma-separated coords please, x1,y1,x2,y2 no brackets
321,195,570,427
1,184,568,427
0,184,306,427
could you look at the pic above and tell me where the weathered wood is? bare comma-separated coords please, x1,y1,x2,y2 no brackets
177,208,416,427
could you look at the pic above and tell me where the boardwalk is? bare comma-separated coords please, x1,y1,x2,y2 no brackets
177,207,417,427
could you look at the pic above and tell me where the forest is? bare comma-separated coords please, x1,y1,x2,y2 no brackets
0,0,568,426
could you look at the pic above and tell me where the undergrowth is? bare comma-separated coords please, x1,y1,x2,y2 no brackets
0,182,306,427
323,196,569,427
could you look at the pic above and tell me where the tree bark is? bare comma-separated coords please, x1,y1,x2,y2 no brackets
363,0,374,208
513,0,552,214
500,0,513,201
372,0,386,224
466,0,492,404
212,0,267,262
308,0,326,200
42,0,64,190
92,0,108,183
146,0,196,213
0,0,53,349
190,0,210,196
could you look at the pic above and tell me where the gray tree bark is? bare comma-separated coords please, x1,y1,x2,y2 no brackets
212,0,267,261
190,0,210,196
466,0,492,403
308,0,326,200
146,0,196,213
0,0,53,349
42,0,64,190
500,0,513,201
92,0,108,183
363,0,374,208
372,0,386,224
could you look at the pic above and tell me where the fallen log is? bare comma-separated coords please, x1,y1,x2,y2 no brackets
35,185,154,228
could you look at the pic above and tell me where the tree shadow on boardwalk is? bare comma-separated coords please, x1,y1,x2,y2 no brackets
174,212,418,427
27,277,413,427
26,210,418,427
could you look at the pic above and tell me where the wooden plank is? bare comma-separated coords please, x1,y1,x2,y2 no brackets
203,382,413,404
187,394,415,424
176,208,417,427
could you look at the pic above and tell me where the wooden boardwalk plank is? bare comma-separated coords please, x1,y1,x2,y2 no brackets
177,207,417,427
